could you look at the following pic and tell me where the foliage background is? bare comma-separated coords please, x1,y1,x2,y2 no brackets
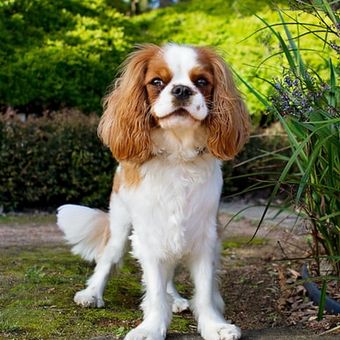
0,0,335,211
0,0,333,118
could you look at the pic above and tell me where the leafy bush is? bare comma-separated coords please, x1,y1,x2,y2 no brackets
0,112,286,212
0,0,332,120
0,111,116,211
0,0,134,113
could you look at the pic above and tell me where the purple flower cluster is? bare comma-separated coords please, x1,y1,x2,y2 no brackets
270,71,332,121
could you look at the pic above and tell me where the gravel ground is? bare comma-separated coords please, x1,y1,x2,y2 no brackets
2,202,338,339
0,221,63,247
0,199,300,248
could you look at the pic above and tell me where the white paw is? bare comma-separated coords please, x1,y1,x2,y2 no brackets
124,326,164,340
74,289,104,308
172,296,190,313
201,323,241,340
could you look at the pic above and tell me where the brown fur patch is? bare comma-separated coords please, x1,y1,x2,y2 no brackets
95,225,111,262
189,65,214,101
145,53,173,117
88,212,110,263
113,171,121,193
98,44,161,164
122,162,142,189
145,54,173,86
196,46,250,160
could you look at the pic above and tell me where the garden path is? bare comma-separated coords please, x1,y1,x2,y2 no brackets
1,201,337,339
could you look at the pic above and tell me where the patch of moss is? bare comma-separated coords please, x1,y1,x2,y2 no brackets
222,236,268,249
0,246,196,339
169,314,193,333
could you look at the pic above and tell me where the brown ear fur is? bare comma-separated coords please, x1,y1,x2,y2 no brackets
201,48,250,160
98,44,160,163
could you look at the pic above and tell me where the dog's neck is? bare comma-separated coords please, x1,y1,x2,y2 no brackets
151,125,208,161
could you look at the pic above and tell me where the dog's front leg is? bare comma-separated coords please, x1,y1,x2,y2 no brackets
125,257,172,340
189,241,241,340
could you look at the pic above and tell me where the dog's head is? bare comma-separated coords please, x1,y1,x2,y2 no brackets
98,43,249,163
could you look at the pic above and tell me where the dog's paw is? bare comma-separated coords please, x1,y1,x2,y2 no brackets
200,323,241,340
74,289,104,308
172,296,190,313
124,326,164,340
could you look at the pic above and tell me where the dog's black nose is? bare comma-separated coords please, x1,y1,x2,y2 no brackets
171,85,193,100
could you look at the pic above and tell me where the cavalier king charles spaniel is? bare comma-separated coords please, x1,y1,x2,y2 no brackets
57,43,249,340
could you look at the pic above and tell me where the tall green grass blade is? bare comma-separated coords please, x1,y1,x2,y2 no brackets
317,280,327,321
239,22,323,43
256,48,321,72
223,183,275,199
232,146,290,168
319,212,340,222
296,134,333,203
255,14,297,73
278,11,306,78
329,58,336,107
276,114,307,167
320,0,339,25
250,135,311,241
223,205,261,230
233,70,269,108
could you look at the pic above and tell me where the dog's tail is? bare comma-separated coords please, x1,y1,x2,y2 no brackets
57,204,110,262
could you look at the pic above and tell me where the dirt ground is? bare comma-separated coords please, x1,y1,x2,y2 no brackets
0,207,339,339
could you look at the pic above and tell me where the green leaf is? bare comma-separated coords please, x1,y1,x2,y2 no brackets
317,280,327,321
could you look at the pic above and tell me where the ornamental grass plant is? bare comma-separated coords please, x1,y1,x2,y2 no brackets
237,0,339,306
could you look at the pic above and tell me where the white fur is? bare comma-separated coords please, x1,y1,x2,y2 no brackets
57,44,241,340
153,44,208,122
57,204,109,262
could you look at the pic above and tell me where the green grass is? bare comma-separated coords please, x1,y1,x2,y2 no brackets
0,246,141,339
222,236,268,249
0,246,195,339
0,214,56,226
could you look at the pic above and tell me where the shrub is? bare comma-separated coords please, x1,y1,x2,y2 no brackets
0,0,134,113
0,112,287,212
0,111,116,211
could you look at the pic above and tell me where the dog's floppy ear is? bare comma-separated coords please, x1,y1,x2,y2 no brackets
203,49,249,160
98,44,160,163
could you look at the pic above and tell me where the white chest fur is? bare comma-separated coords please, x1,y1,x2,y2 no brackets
120,155,222,260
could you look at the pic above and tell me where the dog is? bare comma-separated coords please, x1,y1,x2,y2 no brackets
57,43,249,340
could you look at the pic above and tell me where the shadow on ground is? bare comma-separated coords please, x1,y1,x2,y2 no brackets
90,327,337,340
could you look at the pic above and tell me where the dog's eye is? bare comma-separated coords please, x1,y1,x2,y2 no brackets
150,78,164,87
195,78,208,87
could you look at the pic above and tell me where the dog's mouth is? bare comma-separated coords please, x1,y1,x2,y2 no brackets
161,108,197,120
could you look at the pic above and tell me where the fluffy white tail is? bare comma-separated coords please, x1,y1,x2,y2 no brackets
57,204,110,262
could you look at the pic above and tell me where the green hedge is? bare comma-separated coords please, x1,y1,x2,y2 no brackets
1,0,331,121
0,112,115,211
0,113,286,211
0,0,133,113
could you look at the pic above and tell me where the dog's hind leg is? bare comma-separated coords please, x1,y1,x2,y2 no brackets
74,195,131,308
166,269,190,313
